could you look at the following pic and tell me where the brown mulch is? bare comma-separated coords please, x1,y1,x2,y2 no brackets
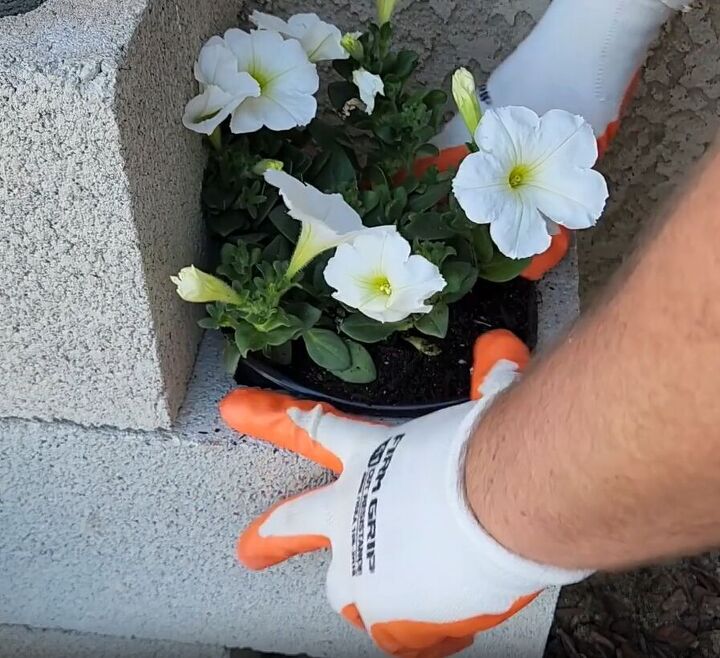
546,554,720,658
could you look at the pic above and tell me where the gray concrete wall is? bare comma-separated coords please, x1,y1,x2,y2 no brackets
578,0,720,300
0,0,45,17
0,0,243,431
0,624,227,658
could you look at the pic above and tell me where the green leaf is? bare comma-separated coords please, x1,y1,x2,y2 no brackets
263,342,292,366
311,147,357,193
311,252,334,296
442,260,479,304
207,210,248,237
198,317,220,330
264,324,303,346
328,81,358,112
423,89,448,109
284,302,322,329
402,212,456,240
385,198,405,224
361,190,381,215
262,235,292,262
415,143,439,159
234,321,268,357
303,328,352,371
392,50,419,79
478,252,533,283
331,340,377,384
202,182,237,211
253,186,279,225
223,340,241,374
341,313,399,343
365,165,389,188
471,225,495,264
414,303,449,338
408,180,452,212
269,206,300,244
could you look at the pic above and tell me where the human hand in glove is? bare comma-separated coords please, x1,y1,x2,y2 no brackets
220,330,590,658
435,0,690,157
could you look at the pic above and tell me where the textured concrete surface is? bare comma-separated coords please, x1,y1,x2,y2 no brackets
0,624,227,658
0,0,45,17
0,0,244,430
0,252,577,658
578,0,720,301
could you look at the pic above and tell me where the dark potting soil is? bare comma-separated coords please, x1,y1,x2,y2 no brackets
240,278,537,408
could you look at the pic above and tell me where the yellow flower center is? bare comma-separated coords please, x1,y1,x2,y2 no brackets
370,275,393,296
249,67,270,92
508,164,531,189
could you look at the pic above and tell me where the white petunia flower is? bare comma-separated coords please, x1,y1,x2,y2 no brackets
220,28,319,133
324,230,447,324
453,107,609,259
171,266,243,305
264,169,369,278
352,69,385,115
183,40,261,135
250,11,348,63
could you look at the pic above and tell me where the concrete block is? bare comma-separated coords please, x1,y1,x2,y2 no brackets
0,0,245,430
0,1,45,17
0,252,577,658
0,624,227,658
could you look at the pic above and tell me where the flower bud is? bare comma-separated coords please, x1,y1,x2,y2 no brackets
452,67,483,138
341,32,364,61
252,159,284,176
171,266,242,305
376,0,398,25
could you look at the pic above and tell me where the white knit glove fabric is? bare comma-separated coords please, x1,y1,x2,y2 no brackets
435,0,690,148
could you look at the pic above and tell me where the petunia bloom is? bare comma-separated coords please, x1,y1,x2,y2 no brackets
249,11,348,63
453,107,609,259
353,69,385,115
182,40,260,135
324,230,446,324
264,169,368,278
171,266,242,305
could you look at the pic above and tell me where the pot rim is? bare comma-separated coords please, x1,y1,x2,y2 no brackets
239,355,469,418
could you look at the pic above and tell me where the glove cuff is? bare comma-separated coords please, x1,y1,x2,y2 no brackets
448,400,593,591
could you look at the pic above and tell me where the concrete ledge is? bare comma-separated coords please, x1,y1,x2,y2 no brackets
0,624,227,658
0,250,577,657
0,0,243,431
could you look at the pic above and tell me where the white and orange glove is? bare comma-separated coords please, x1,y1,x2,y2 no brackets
220,331,591,658
435,0,691,157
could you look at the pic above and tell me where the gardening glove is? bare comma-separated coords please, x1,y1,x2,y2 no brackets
221,330,590,658
435,0,690,157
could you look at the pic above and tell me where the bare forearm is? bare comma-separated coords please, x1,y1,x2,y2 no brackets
466,143,720,571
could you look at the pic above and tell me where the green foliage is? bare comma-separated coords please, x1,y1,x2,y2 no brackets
331,340,377,384
414,303,449,339
192,17,534,387
478,251,533,282
303,329,352,371
341,313,401,343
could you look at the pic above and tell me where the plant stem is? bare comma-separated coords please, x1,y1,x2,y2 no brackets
209,127,222,152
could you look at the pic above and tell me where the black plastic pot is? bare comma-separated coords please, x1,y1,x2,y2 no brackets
234,281,538,419
236,355,467,419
